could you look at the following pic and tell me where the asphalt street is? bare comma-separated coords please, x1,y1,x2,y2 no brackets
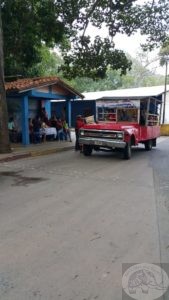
0,137,169,300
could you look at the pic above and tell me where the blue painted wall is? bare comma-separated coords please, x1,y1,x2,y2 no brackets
51,100,96,127
71,100,96,127
22,95,29,145
51,101,67,119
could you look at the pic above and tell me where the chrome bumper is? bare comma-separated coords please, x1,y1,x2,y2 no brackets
79,137,126,149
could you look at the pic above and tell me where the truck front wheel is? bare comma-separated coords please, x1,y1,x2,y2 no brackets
83,145,92,156
123,141,131,160
145,139,152,151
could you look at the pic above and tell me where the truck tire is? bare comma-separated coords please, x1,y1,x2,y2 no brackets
123,141,131,160
83,145,92,156
152,138,156,147
145,139,152,151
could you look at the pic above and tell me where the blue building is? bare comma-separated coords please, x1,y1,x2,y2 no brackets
5,76,84,145
51,99,96,128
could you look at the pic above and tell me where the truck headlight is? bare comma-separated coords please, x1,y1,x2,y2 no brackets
80,130,84,136
117,133,123,139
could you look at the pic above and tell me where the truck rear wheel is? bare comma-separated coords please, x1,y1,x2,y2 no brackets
145,139,152,151
152,138,156,147
83,145,92,156
123,141,131,160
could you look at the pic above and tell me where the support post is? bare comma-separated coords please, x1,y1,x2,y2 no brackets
66,99,72,127
22,95,29,145
146,98,150,126
163,60,168,124
44,100,51,119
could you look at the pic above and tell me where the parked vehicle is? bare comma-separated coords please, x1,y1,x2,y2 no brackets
79,98,161,159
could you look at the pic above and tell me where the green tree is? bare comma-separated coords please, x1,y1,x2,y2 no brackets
69,69,122,92
1,0,65,77
159,41,169,67
121,52,165,88
1,0,169,80
69,52,165,93
27,46,63,77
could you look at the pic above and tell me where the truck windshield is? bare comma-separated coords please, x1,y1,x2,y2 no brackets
117,108,138,123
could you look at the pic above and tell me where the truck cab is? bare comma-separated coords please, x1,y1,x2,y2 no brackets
79,97,161,159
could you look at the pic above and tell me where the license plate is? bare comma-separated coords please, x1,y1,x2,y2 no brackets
94,140,103,146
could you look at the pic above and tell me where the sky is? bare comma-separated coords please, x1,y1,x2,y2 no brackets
114,33,165,75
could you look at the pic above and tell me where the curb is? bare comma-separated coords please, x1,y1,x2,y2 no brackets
0,153,31,163
0,146,74,163
30,146,74,157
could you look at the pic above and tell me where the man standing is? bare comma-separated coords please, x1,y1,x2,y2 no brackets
75,115,85,151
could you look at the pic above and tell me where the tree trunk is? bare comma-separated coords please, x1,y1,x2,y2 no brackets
0,6,11,153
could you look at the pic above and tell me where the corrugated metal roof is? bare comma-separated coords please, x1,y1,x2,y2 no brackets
83,85,169,100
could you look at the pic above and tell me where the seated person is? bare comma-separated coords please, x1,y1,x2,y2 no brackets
32,116,42,143
8,117,18,143
118,110,129,121
28,118,34,143
50,115,58,128
56,118,66,141
107,110,116,121
41,121,49,142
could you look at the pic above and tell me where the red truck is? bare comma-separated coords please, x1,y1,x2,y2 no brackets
79,98,161,159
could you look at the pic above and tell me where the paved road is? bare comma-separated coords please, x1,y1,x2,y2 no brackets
0,138,169,300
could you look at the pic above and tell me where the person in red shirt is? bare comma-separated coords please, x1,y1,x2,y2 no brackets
75,115,85,151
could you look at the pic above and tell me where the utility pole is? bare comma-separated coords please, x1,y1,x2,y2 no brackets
162,58,169,124
0,5,11,153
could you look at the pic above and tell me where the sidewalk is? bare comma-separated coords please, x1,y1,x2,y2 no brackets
0,133,75,163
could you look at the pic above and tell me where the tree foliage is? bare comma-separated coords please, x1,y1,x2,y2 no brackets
1,0,169,79
69,54,165,93
159,40,169,66
26,46,63,77
1,0,65,76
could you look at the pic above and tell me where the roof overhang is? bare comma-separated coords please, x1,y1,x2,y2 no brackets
5,76,84,99
83,85,169,101
98,96,162,102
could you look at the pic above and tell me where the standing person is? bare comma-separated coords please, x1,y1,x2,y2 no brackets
140,110,146,125
50,115,57,128
75,115,85,151
28,118,34,143
63,120,72,142
40,107,50,126
56,117,65,141
40,107,46,121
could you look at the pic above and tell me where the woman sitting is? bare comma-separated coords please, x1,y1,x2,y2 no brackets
8,117,18,143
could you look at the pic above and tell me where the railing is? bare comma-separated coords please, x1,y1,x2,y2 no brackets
147,114,159,126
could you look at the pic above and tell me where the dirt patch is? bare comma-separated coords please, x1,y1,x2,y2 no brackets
0,171,47,187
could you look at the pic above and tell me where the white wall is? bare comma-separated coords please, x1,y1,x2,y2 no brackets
162,91,169,124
